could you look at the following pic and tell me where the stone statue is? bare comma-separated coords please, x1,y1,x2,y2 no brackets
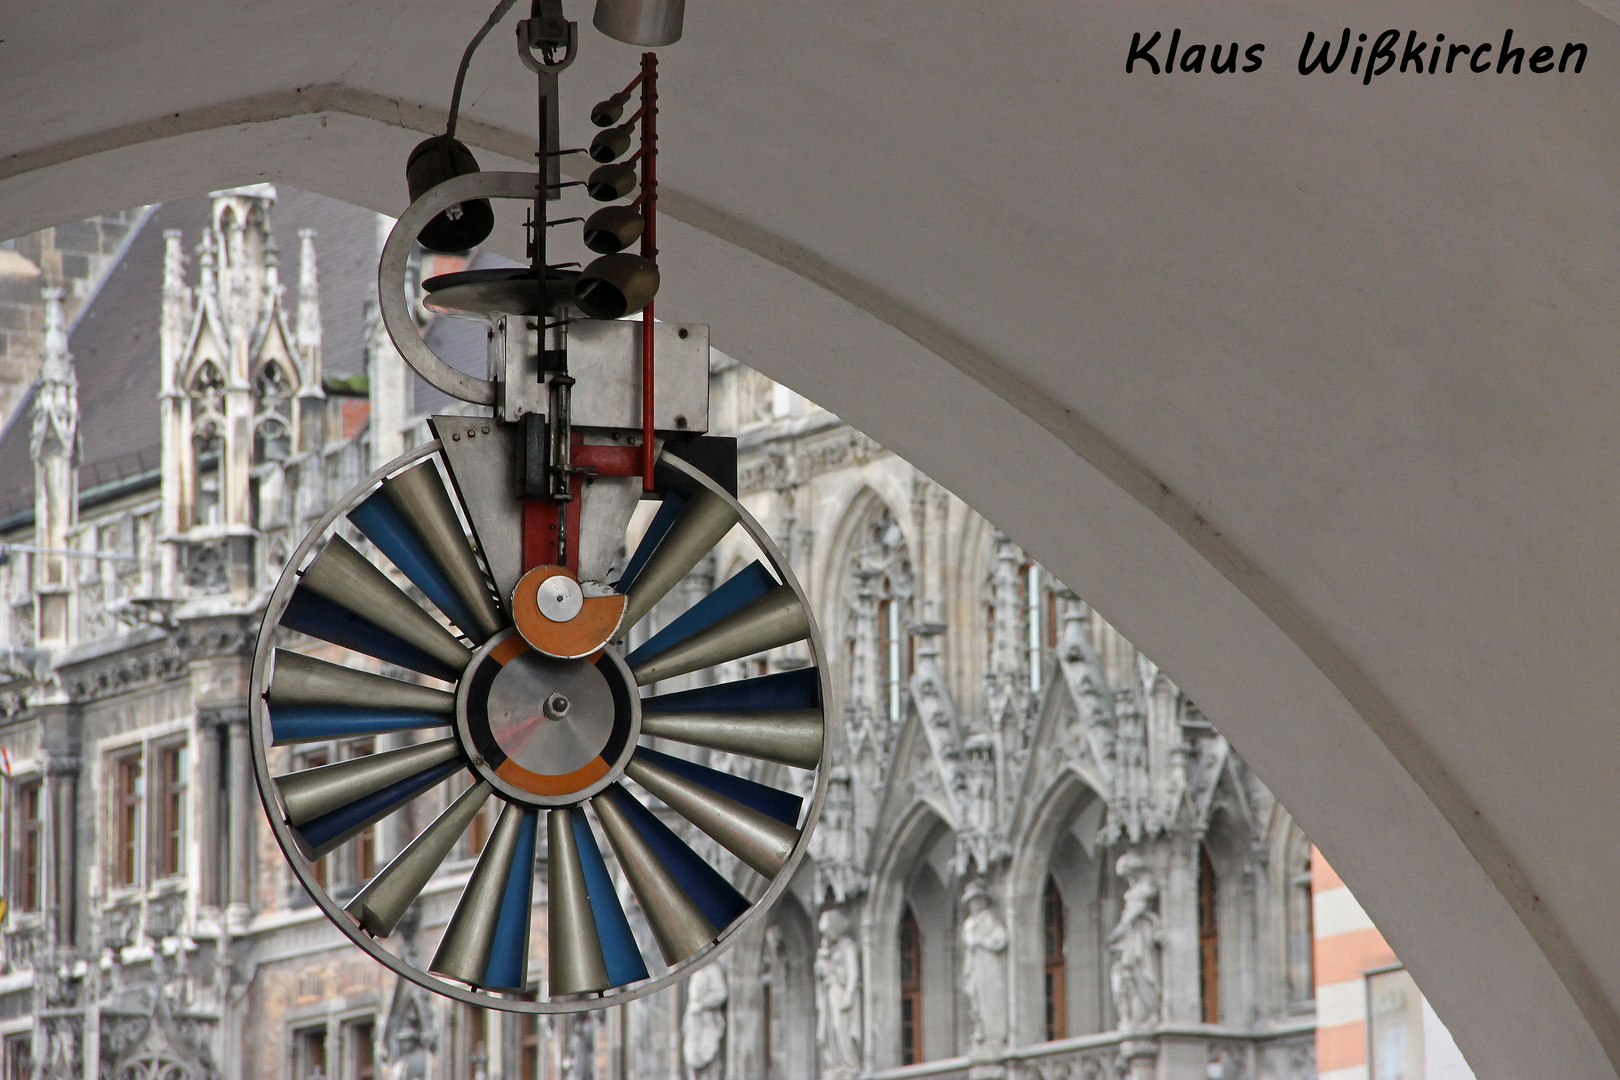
1107,852,1163,1031
681,963,728,1080
43,1019,76,1080
814,909,862,1077
381,996,434,1080
960,880,1009,1053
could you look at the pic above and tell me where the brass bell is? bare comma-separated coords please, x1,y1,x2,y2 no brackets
592,0,684,47
574,253,660,320
587,162,639,202
590,125,634,163
583,206,645,254
591,93,629,128
405,136,494,253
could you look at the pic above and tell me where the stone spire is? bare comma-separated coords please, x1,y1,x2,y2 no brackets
262,237,282,318
367,214,407,467
31,287,78,646
196,227,219,336
294,228,325,454
296,228,321,361
160,229,192,393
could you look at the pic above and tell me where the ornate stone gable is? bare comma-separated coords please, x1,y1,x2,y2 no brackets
865,708,956,880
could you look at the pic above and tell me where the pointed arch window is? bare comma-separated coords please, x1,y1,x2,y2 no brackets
190,361,226,527
899,905,923,1065
1043,876,1067,1040
253,360,294,461
1199,846,1220,1023
1286,836,1315,1006
846,506,914,724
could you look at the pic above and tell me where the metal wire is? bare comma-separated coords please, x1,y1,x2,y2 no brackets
446,0,522,140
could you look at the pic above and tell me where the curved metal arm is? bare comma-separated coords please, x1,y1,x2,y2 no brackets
378,171,550,409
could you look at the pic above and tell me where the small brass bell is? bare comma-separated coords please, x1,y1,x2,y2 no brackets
587,162,639,202
583,206,645,254
590,125,634,163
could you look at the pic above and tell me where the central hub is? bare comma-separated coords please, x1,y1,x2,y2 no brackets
456,629,641,806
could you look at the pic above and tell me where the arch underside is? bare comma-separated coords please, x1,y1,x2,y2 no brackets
7,3,1620,1076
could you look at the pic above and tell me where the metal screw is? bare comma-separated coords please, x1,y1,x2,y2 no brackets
543,693,571,720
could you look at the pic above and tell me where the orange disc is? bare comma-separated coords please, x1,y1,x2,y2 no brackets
512,565,627,659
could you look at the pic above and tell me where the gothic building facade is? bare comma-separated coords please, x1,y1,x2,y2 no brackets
0,188,1316,1080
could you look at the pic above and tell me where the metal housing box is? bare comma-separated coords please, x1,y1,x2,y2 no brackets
566,320,710,433
495,318,709,432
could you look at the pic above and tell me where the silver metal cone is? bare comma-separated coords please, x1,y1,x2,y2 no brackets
347,781,493,937
622,490,739,631
638,709,824,769
430,800,527,986
624,756,798,879
630,586,809,686
382,462,507,642
276,738,463,827
267,649,457,714
299,535,471,674
592,786,716,964
592,0,684,46
547,809,611,995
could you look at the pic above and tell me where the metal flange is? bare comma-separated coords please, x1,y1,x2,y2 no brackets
378,170,551,409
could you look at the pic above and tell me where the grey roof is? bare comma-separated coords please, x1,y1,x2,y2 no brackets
0,189,384,522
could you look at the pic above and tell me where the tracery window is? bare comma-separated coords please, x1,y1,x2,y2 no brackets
1043,876,1067,1040
847,507,913,724
253,360,294,461
899,905,923,1065
190,361,226,527
1199,846,1220,1023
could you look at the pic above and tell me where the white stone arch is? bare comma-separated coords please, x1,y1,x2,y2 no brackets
1008,766,1112,1045
864,798,960,1070
1197,803,1259,1027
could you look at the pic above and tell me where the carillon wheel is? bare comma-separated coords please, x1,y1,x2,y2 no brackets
249,438,829,1012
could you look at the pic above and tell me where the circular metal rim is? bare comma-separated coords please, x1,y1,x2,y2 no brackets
249,442,832,1013
453,627,643,808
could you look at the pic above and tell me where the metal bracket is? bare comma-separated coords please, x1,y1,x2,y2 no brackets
379,171,550,410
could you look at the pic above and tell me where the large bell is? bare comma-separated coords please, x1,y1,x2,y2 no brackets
583,206,645,254
592,0,684,47
574,253,660,320
406,136,495,253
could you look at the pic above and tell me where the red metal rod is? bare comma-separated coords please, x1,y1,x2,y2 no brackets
616,69,647,99
640,51,658,489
